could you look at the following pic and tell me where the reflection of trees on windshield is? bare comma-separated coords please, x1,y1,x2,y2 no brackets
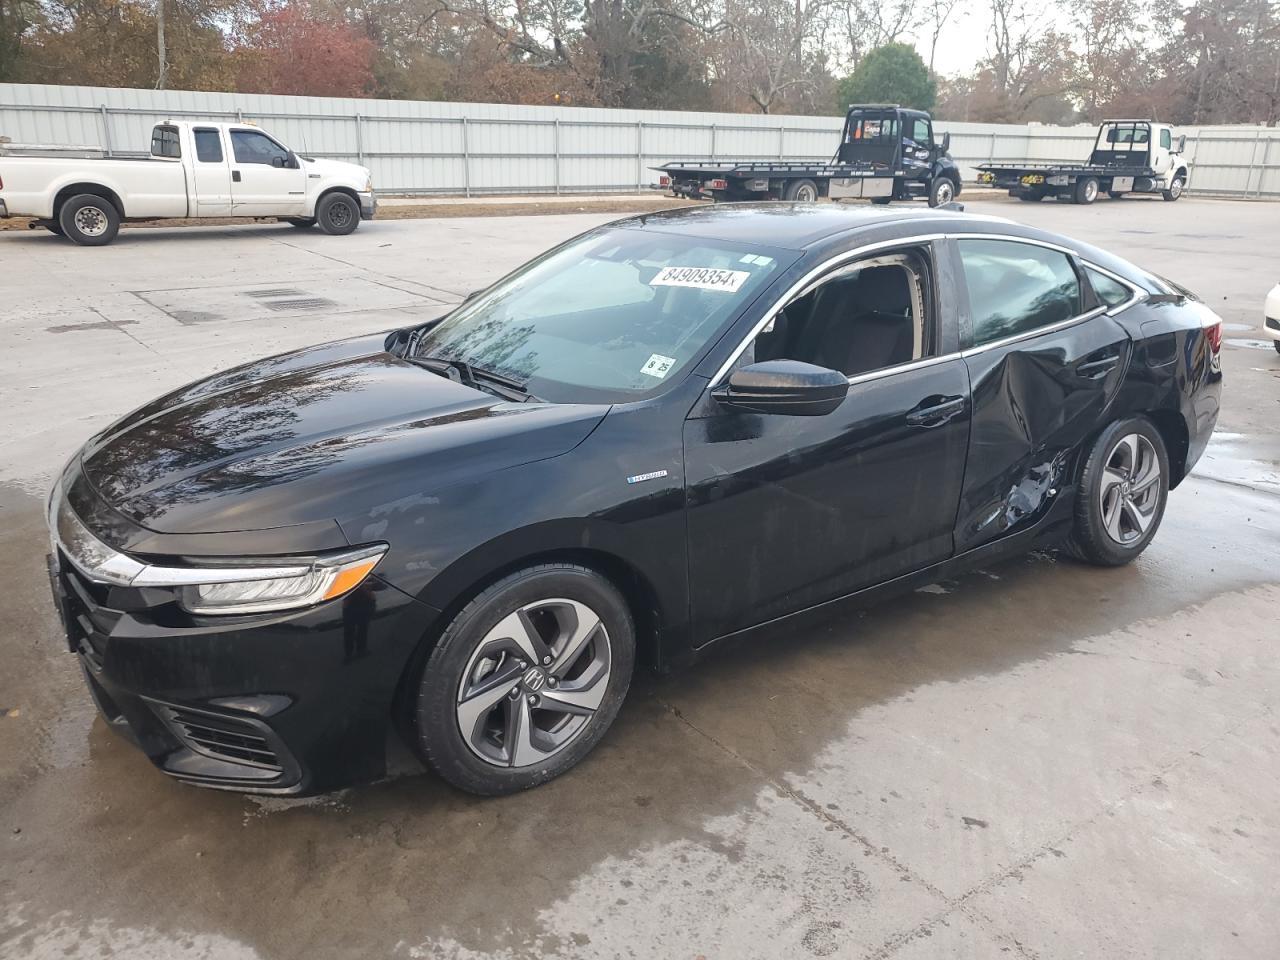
419,308,540,380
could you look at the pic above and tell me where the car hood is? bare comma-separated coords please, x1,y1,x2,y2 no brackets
79,335,607,539
305,156,369,185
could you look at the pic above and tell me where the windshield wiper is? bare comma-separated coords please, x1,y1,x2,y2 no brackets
406,355,542,403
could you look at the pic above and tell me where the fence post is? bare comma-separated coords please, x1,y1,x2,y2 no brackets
1247,129,1262,197
461,117,471,198
354,113,364,165
98,105,113,156
710,124,717,161
637,121,643,191
553,119,561,195
1257,135,1273,199
988,131,997,163
778,126,785,158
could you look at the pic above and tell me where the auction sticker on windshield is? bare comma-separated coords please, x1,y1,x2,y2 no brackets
651,266,750,293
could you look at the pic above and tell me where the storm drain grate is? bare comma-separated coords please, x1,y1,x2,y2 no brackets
262,298,336,312
245,288,305,298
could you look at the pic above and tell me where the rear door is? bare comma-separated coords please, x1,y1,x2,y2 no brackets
951,236,1131,553
190,127,232,217
228,128,306,216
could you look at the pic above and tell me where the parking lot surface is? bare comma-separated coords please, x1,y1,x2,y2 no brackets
2,197,1278,960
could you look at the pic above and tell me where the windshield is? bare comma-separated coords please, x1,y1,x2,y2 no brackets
414,228,789,403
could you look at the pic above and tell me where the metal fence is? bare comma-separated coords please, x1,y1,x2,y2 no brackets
3,82,1278,199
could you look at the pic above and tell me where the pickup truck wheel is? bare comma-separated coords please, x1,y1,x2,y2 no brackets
59,194,120,246
1162,176,1185,201
316,193,360,235
782,179,819,203
44,222,65,236
1073,176,1100,205
928,177,956,207
286,217,317,229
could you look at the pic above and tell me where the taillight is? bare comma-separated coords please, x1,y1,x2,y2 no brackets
1204,320,1222,353
708,178,728,190
659,175,670,187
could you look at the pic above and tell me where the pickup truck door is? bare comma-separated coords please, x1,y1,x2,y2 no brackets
190,127,233,217
228,128,306,217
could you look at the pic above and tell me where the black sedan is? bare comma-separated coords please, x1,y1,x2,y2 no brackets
47,204,1223,796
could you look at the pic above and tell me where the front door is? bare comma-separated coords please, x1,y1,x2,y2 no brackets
952,237,1132,553
228,128,306,217
684,243,971,642
190,127,233,217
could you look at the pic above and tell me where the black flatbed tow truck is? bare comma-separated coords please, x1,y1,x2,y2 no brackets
977,119,1189,204
654,105,964,207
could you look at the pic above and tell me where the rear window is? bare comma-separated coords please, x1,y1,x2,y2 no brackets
151,126,181,159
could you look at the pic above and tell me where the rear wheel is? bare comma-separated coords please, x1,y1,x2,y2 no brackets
1069,417,1169,566
316,192,360,235
58,194,120,246
1162,175,1185,201
412,564,635,795
1074,176,1100,205
44,222,65,236
285,217,316,229
928,176,956,207
783,179,819,202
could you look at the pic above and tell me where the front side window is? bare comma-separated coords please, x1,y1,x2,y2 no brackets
414,229,788,403
194,128,223,163
750,248,931,378
151,126,180,159
910,118,931,144
1085,266,1132,309
1160,128,1172,150
959,239,1083,347
230,130,290,166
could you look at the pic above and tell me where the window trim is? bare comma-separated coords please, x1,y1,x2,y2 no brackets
709,231,1148,388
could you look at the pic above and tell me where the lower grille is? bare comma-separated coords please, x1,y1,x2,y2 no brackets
163,706,284,772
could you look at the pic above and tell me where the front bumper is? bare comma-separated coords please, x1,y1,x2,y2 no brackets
360,193,376,220
46,488,439,795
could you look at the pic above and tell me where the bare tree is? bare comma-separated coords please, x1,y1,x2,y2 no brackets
924,0,963,76
155,0,167,89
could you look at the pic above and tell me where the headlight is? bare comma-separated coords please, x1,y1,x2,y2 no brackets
172,545,387,615
365,174,373,192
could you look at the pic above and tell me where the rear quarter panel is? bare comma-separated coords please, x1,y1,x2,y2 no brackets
0,156,188,218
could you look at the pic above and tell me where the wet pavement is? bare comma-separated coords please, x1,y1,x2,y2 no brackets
2,197,1278,960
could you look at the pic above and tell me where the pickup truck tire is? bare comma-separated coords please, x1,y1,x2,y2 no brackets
44,222,65,236
1073,176,1100,205
928,177,956,207
286,217,317,229
1162,176,1185,201
782,179,819,203
316,192,360,235
59,194,121,246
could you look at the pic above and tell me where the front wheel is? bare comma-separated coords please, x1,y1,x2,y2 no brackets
1162,176,1185,201
412,564,635,795
315,192,360,235
928,176,956,207
783,179,819,202
1069,417,1170,566
58,194,120,246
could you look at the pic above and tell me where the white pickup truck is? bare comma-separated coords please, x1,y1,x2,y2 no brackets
0,120,375,245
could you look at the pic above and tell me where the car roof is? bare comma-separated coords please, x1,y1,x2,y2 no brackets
619,202,1013,251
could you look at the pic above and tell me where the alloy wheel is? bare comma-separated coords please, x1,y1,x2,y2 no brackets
456,598,611,767
1098,433,1161,545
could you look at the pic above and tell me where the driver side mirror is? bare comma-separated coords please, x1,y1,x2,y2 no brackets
712,360,849,417
1176,134,1186,153
940,132,951,153
271,155,285,168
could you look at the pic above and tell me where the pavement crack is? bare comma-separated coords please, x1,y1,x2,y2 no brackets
267,236,466,301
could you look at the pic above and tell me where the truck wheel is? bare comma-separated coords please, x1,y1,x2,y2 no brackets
58,194,120,246
928,177,956,207
286,217,317,229
1073,176,1099,205
783,179,819,203
316,192,360,235
1162,176,1185,201
44,222,65,236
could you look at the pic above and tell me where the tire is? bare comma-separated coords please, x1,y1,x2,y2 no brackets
782,179,819,202
928,176,957,207
1073,176,1100,205
869,196,893,205
1162,175,1185,201
1069,417,1170,566
58,193,120,246
285,217,316,229
412,563,635,795
315,192,360,235
1018,192,1045,202
44,222,65,236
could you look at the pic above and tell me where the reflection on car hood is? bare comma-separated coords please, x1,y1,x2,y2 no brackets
80,335,607,536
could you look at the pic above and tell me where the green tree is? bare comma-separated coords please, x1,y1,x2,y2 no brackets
835,41,935,112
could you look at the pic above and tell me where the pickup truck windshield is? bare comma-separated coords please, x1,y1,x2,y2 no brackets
414,228,788,403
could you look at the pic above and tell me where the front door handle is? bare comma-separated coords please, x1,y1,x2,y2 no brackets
906,395,965,428
1077,355,1120,379
232,170,242,182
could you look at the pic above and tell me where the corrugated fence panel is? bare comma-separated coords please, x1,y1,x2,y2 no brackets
2,83,1277,199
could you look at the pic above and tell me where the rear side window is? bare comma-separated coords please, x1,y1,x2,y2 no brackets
194,128,223,163
958,239,1083,346
1085,267,1132,309
151,126,181,159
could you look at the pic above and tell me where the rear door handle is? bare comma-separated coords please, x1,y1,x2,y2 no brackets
906,395,966,427
1077,355,1120,379
232,170,242,182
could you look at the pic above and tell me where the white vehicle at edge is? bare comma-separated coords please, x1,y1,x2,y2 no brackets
0,120,375,245
1265,282,1280,355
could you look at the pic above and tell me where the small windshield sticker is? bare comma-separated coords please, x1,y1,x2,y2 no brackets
651,266,750,293
739,254,774,267
640,353,678,378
